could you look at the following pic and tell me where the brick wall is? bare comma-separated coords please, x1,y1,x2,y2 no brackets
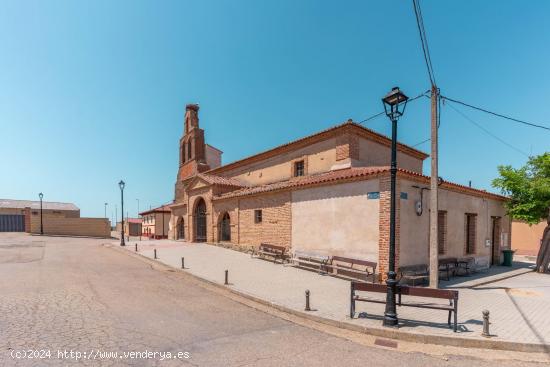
212,199,239,244
237,191,291,248
29,213,110,237
336,132,359,161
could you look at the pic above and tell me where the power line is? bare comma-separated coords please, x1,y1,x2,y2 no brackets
446,103,530,157
357,90,431,125
442,95,550,132
413,0,436,86
412,138,431,147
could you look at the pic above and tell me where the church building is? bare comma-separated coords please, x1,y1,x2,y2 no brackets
168,104,511,277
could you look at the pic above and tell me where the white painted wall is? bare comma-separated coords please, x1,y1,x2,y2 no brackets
291,180,380,262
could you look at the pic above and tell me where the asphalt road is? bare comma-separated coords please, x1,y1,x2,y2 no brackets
0,234,545,366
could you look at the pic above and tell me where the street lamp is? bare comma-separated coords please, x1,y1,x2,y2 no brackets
381,86,409,327
104,202,108,219
119,180,126,246
38,192,44,235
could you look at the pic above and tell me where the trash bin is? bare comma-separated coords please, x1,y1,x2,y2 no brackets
502,249,515,266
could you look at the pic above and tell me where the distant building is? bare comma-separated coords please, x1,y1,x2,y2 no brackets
139,205,170,239
0,198,109,237
116,218,142,237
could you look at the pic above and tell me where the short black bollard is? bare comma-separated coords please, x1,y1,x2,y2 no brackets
482,310,490,337
224,270,229,285
154,248,157,259
305,290,311,311
135,243,138,252
181,257,185,269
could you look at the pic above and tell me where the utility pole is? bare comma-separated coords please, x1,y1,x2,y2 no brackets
429,85,439,288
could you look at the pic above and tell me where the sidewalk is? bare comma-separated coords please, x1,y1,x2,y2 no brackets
114,240,550,351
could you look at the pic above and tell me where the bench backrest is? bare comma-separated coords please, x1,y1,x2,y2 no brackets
439,257,458,265
332,256,377,269
352,281,386,293
398,264,428,274
260,243,287,254
293,250,329,261
399,285,458,300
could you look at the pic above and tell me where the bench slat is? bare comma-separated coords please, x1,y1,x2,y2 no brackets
332,255,377,268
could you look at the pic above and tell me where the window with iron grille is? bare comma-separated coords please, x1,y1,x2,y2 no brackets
294,160,305,177
438,211,447,255
465,213,477,254
254,209,262,223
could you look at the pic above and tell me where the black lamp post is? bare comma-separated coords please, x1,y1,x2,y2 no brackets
381,87,409,327
119,180,126,246
38,192,44,235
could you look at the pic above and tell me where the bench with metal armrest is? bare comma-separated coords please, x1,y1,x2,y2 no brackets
290,250,330,274
251,243,289,264
325,256,378,283
350,281,459,332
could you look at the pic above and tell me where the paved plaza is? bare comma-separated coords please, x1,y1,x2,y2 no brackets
124,239,550,348
0,233,547,366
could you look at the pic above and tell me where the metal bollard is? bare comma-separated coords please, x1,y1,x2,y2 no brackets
482,310,490,337
135,243,138,252
181,257,185,269
224,270,229,285
305,290,311,311
154,248,157,259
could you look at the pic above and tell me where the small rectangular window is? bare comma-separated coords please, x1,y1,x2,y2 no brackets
254,209,262,223
294,160,304,177
438,211,447,255
465,213,477,254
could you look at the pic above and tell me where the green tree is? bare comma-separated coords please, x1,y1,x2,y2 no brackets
492,152,550,273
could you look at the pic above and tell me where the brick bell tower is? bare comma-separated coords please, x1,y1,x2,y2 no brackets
174,104,211,201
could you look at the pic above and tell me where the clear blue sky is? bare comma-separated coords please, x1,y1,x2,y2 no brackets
1,0,549,220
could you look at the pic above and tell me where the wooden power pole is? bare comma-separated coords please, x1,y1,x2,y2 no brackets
429,85,439,288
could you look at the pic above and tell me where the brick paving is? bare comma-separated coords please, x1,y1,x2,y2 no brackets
125,239,550,346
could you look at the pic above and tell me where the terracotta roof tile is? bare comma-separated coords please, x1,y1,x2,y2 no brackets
215,167,389,199
214,167,508,201
139,204,172,215
197,174,248,187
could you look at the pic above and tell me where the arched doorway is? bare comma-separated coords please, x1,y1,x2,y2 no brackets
177,217,185,240
194,198,207,242
219,212,231,242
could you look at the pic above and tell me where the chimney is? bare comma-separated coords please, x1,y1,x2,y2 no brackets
185,103,200,133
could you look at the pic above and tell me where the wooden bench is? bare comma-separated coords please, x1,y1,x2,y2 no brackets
251,243,288,264
350,281,459,332
455,257,475,276
325,256,377,283
290,250,330,274
397,264,429,286
438,257,458,281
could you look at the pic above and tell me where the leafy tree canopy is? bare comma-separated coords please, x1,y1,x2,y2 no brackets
492,152,550,224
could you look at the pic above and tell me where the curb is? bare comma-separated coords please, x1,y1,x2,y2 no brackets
106,244,550,354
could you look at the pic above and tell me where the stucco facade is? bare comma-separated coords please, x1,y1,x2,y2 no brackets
168,104,510,278
140,205,170,239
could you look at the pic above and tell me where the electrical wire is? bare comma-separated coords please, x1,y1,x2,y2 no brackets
413,0,436,86
442,95,550,131
446,103,530,157
357,90,431,125
412,138,431,147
